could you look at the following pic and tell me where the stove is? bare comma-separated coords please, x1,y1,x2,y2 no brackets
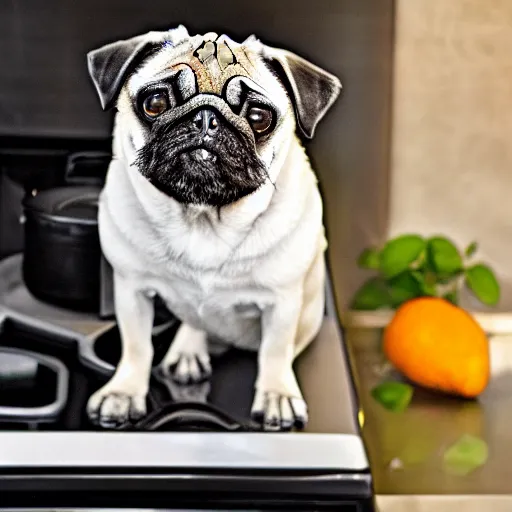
0,0,397,503
0,139,374,510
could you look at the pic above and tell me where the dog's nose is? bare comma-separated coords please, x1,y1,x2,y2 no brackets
192,109,220,137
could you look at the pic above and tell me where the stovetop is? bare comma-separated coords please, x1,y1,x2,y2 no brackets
0,252,360,435
0,137,364,436
0,139,374,510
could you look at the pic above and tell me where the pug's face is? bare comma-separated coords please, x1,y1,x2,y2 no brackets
88,26,341,207
124,32,295,207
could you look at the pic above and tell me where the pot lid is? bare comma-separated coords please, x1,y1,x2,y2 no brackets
23,186,101,224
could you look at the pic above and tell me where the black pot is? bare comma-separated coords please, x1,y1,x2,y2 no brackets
22,186,102,312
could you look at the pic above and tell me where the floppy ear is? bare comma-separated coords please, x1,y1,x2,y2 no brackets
262,46,342,139
87,26,190,110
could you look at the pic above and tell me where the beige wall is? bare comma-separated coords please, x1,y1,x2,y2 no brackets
388,0,512,310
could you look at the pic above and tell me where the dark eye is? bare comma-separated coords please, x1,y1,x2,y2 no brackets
247,105,273,134
142,91,169,119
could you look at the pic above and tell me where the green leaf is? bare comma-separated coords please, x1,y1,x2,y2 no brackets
357,248,381,270
443,290,459,305
465,264,500,306
427,236,463,276
443,435,489,476
379,235,426,279
371,382,414,412
465,241,478,258
411,271,437,296
388,271,423,307
351,277,390,310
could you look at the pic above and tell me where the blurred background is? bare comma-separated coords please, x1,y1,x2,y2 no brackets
388,1,512,313
0,0,510,314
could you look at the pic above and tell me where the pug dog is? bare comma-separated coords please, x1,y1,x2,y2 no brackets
86,25,341,430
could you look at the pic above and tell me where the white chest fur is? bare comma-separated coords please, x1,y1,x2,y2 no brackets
99,136,324,351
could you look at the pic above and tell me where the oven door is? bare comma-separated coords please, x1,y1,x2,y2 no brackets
0,432,373,511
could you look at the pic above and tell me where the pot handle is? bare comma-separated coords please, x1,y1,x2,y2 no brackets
98,255,115,320
65,151,110,186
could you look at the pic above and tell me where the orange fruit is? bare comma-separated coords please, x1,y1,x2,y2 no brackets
383,297,490,398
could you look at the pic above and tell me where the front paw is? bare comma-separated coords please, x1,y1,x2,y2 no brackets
154,367,211,402
251,389,308,432
159,323,211,385
160,352,212,385
87,383,147,428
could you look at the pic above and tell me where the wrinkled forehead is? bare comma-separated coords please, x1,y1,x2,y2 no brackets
128,32,281,104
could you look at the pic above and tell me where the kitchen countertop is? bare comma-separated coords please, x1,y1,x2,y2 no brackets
344,325,512,509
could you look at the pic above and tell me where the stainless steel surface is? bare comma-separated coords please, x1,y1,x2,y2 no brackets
0,431,368,470
347,326,512,495
298,317,359,435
